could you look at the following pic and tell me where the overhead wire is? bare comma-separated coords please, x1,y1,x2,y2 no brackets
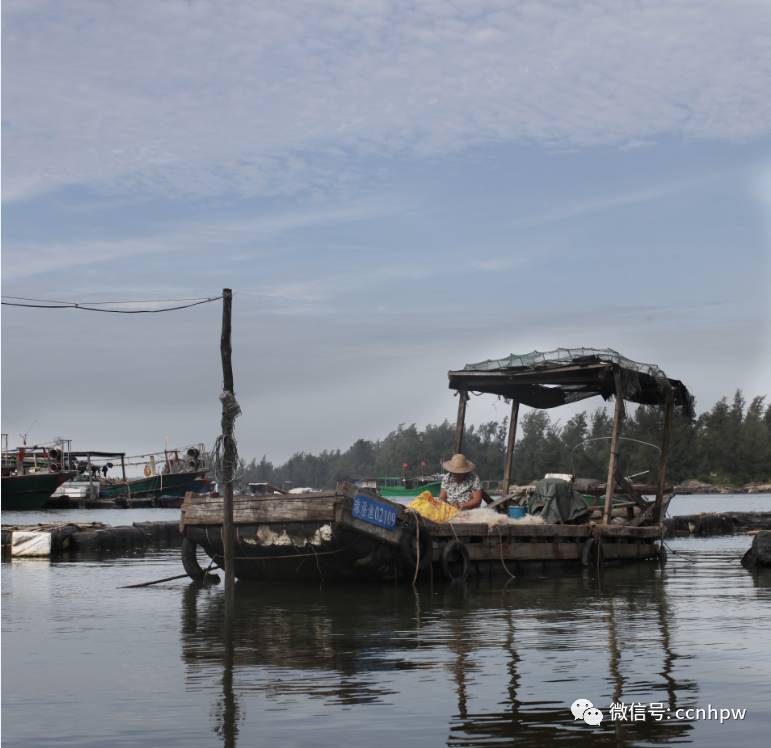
3,295,220,305
1,295,222,313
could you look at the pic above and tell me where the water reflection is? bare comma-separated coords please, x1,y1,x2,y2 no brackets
181,565,700,747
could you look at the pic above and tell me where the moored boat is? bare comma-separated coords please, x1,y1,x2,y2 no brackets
98,444,210,499
355,476,441,501
2,470,78,510
179,347,692,584
1,439,78,510
100,469,209,499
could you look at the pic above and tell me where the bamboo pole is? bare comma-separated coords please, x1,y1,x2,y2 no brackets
602,370,625,525
653,390,675,525
453,389,468,454
220,288,236,593
502,400,520,494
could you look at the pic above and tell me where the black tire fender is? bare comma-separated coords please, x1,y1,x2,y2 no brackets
181,537,220,584
581,536,603,567
399,516,433,571
441,540,470,582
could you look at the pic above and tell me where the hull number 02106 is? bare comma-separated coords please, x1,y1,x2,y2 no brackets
352,494,398,529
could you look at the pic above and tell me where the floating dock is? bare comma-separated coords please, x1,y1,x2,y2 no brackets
1,521,181,557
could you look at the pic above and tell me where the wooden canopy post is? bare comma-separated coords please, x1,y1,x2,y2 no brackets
653,390,675,525
220,288,236,593
453,389,468,454
502,400,520,494
602,370,625,525
120,454,127,482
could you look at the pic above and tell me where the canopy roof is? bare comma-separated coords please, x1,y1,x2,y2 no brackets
448,347,693,416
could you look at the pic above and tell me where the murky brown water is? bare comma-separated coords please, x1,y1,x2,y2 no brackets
2,497,770,747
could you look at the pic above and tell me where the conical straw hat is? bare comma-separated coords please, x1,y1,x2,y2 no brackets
442,453,475,474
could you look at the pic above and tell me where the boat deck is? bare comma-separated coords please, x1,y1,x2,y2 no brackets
180,487,663,574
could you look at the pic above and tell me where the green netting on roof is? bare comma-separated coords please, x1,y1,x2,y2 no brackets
463,347,667,380
449,347,693,415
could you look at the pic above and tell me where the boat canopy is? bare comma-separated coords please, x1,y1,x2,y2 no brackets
448,347,693,416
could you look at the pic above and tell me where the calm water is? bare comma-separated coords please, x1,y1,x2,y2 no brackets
2,495,770,747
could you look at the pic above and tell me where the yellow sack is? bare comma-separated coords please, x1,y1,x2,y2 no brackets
408,490,459,523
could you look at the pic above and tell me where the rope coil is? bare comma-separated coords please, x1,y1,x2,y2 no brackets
212,390,241,484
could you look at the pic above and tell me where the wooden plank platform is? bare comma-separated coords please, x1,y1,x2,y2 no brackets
180,492,664,541
180,493,338,527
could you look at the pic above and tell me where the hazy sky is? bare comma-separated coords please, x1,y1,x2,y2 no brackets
2,0,770,466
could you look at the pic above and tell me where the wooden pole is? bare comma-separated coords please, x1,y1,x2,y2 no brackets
653,390,675,525
602,370,625,525
453,389,468,454
502,400,520,494
221,288,236,593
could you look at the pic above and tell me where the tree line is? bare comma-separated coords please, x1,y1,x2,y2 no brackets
238,390,771,490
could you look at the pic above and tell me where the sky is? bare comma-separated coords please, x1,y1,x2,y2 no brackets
2,0,770,468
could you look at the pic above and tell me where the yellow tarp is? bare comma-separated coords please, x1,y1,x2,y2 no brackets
408,491,459,523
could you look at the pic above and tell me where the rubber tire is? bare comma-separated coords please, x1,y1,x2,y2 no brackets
581,537,603,568
399,518,433,572
181,537,220,584
441,540,470,582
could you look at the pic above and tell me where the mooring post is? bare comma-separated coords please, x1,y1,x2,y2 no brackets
454,389,468,454
220,288,236,593
653,389,674,525
602,370,625,525
502,399,520,494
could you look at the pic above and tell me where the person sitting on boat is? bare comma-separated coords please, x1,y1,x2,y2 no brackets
439,453,482,510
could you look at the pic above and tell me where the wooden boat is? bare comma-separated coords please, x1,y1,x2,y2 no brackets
180,348,691,584
180,481,664,583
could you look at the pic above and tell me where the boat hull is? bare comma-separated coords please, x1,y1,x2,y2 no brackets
1,471,77,510
100,470,208,499
186,522,398,582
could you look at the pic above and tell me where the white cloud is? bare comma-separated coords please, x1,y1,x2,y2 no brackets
472,257,524,272
0,196,400,279
4,0,771,201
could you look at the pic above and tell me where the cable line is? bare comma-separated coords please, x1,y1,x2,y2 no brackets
4,295,217,305
1,295,222,313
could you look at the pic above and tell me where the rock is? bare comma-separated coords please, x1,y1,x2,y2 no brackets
742,530,771,568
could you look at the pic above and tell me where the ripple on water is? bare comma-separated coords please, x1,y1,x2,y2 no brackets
2,525,771,747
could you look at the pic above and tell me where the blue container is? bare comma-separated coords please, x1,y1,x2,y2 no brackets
508,506,527,519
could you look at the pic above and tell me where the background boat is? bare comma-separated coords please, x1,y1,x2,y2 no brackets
356,476,441,500
99,469,209,499
2,470,78,510
1,437,78,509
